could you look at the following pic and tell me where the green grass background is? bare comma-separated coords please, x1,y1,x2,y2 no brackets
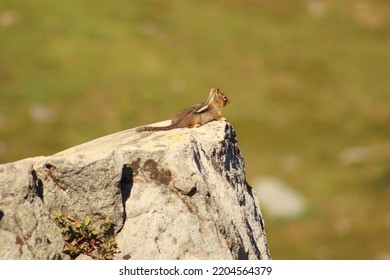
1,0,389,259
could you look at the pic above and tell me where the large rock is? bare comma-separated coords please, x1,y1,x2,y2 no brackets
0,121,271,260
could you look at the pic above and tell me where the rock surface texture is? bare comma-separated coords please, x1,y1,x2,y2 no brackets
0,121,271,260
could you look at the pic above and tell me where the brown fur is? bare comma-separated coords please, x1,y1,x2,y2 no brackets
137,88,229,132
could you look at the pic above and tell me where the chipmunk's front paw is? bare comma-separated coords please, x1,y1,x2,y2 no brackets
220,117,227,121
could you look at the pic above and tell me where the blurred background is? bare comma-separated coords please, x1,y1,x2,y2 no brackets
1,0,389,259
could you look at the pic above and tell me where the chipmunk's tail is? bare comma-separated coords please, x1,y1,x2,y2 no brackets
136,123,178,132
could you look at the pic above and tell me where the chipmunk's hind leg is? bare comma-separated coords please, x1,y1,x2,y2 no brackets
181,114,200,128
186,120,200,128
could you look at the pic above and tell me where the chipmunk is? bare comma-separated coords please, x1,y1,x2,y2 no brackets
137,88,229,132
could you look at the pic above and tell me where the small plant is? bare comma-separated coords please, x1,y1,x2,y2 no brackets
52,206,119,260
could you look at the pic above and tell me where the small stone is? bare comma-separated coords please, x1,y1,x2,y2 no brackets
0,11,19,27
339,146,372,165
254,177,306,219
29,104,56,123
